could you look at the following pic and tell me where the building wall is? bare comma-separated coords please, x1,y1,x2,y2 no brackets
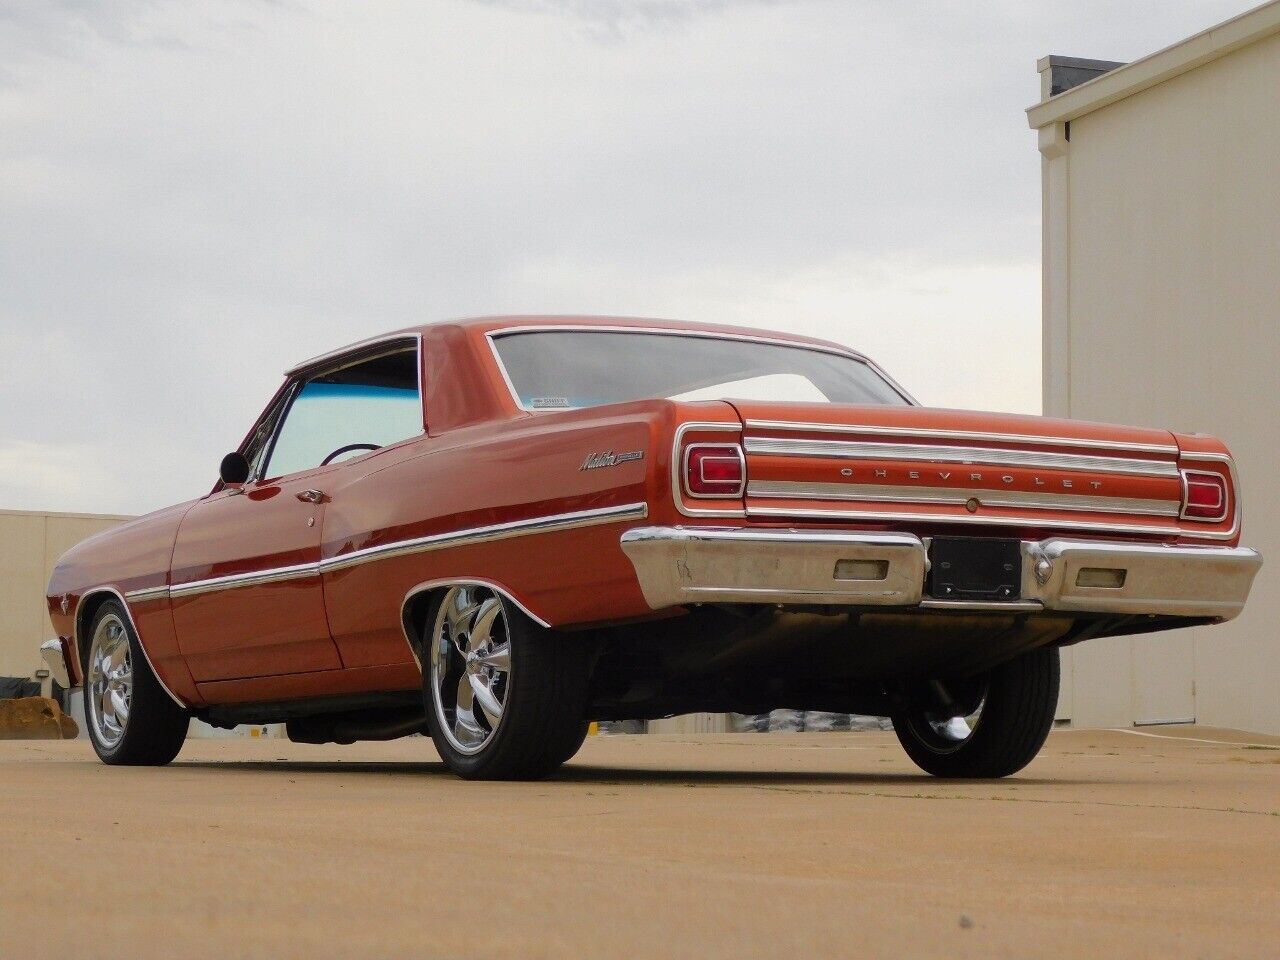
1039,30,1280,733
0,510,132,679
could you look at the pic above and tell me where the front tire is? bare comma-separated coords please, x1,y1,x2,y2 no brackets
84,601,189,765
423,586,592,780
891,645,1059,778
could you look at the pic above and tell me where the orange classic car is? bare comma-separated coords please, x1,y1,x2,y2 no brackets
43,316,1262,779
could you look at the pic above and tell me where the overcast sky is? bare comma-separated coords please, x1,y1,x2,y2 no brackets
0,0,1251,515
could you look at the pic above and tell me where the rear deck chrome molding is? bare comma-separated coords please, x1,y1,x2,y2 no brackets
744,436,1180,478
620,527,1262,620
125,503,650,602
747,480,1182,517
745,504,1188,537
743,419,1181,455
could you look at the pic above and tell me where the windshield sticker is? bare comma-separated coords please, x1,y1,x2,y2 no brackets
531,397,571,409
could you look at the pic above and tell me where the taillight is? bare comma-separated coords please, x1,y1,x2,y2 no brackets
684,443,746,498
1181,470,1228,522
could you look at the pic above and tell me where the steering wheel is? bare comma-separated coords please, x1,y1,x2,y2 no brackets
320,443,380,466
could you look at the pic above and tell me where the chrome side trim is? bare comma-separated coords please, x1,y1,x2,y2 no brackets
744,437,1180,478
322,502,649,572
747,480,1181,517
169,561,319,600
73,587,187,708
398,577,553,671
671,421,746,519
149,504,650,601
484,324,920,411
743,419,1181,455
123,584,170,603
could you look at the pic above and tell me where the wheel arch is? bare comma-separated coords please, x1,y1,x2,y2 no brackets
399,578,551,670
74,586,187,708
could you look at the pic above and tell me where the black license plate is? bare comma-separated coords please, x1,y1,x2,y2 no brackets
928,538,1022,602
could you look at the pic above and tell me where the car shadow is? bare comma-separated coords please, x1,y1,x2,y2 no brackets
173,758,1085,788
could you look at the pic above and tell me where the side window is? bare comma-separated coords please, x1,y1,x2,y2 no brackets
263,346,422,480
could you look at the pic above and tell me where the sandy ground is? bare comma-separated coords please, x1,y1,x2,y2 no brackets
2,726,1278,960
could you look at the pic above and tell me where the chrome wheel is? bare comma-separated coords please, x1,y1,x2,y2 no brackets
429,586,512,756
903,678,988,755
924,701,985,745
88,613,132,750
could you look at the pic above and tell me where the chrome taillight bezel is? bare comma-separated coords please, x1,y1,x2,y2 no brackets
683,443,747,499
1180,468,1230,523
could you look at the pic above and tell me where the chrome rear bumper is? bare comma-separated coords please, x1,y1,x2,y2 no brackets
40,638,74,689
619,527,1262,620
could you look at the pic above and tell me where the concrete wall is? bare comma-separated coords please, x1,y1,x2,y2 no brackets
0,510,131,679
1036,25,1279,733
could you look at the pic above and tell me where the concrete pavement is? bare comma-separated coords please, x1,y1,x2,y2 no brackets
1,727,1277,959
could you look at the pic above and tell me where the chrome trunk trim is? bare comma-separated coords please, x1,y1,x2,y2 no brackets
742,419,1180,455
747,480,1182,517
743,436,1180,478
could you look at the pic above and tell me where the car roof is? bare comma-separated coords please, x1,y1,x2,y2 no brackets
285,314,869,375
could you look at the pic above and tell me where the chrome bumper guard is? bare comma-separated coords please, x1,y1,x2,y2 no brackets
619,527,1262,620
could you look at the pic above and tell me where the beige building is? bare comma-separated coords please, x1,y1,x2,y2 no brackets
1029,2,1280,734
0,509,131,681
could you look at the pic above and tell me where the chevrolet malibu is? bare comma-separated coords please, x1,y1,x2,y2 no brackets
43,316,1262,779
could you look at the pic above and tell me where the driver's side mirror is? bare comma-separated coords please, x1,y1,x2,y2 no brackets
219,452,250,485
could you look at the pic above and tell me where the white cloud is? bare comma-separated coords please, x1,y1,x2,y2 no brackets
0,0,1250,515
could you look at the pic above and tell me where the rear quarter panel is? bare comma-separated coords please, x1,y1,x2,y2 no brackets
320,400,686,667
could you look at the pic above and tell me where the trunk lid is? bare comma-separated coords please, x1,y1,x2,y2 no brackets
728,401,1185,538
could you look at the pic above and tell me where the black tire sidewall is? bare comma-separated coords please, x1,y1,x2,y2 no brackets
893,645,1060,779
84,600,189,766
422,589,589,780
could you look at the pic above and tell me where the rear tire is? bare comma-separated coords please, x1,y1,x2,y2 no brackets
84,600,189,766
891,645,1059,778
423,586,592,780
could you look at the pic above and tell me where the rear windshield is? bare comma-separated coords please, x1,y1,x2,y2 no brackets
491,331,910,411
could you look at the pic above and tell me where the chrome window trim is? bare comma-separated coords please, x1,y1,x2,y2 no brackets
284,332,421,376
73,587,186,708
262,336,425,483
743,436,1180,479
742,418,1181,455
682,442,747,500
671,421,747,519
484,325,919,411
126,503,649,603
747,480,1182,518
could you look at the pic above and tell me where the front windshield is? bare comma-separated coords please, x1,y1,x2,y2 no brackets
491,330,910,410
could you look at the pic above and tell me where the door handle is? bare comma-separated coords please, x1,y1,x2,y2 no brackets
296,489,325,504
